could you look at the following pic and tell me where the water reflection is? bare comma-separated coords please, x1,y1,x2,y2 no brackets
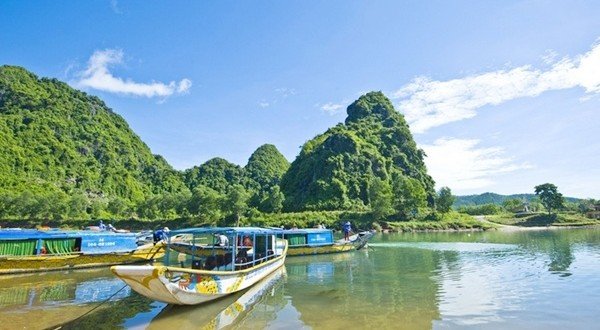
147,267,287,329
284,250,443,330
0,228,598,329
0,269,130,309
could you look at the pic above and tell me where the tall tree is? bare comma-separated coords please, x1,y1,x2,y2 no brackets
368,177,394,220
260,185,285,213
224,184,249,226
436,186,455,213
392,176,427,219
187,185,224,224
534,183,565,215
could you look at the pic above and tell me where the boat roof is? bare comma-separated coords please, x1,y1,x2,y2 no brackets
0,228,135,240
170,227,282,236
275,228,333,235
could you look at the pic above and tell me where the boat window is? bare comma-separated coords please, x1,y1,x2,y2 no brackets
164,231,281,271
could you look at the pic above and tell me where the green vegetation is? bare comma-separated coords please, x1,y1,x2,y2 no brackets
1,67,594,233
0,66,187,220
435,187,455,213
281,92,435,215
485,213,600,227
454,192,579,208
461,184,599,228
385,212,494,232
534,183,565,215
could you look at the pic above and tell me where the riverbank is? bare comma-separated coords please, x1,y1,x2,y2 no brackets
483,212,600,229
0,211,497,233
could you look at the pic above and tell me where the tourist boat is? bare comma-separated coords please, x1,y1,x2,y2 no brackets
0,228,164,274
279,228,374,256
111,227,288,305
148,266,287,329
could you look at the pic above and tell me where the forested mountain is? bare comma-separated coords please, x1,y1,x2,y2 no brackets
0,66,187,213
281,92,435,212
183,157,247,194
245,144,289,190
0,67,435,222
454,192,580,207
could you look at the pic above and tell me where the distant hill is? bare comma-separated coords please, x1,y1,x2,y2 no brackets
0,66,188,203
454,192,581,207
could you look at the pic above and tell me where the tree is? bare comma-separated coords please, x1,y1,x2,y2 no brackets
107,197,129,218
223,184,249,226
392,175,427,219
187,185,223,224
260,185,285,213
534,183,565,215
368,177,394,220
435,187,455,213
502,198,524,213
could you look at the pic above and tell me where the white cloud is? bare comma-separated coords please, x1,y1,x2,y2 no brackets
274,87,297,98
258,101,270,108
320,102,345,115
110,0,122,14
75,49,192,98
422,138,532,191
394,40,600,133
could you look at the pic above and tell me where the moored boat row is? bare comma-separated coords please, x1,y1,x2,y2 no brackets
0,229,164,274
0,224,374,307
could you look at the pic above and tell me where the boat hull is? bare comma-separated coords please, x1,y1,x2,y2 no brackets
287,243,355,256
0,243,164,275
286,231,374,256
112,249,287,305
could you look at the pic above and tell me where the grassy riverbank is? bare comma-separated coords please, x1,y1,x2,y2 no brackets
485,212,600,227
0,211,495,232
384,212,495,232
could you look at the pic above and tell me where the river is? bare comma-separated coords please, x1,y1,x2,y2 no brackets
0,228,598,329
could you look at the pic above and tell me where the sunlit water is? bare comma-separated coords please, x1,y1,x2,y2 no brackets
0,228,599,329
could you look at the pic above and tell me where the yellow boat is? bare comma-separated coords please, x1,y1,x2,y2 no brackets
0,229,164,274
280,228,374,256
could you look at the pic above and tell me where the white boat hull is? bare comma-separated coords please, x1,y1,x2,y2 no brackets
112,249,286,305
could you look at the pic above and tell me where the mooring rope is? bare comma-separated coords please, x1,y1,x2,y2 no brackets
47,283,129,330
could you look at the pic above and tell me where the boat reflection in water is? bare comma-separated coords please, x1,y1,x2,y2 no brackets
0,268,136,329
0,268,130,309
148,266,287,329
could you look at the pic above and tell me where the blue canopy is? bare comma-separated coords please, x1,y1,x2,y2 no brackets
169,227,282,236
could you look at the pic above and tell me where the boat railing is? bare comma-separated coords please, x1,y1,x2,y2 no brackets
286,242,334,248
233,250,276,270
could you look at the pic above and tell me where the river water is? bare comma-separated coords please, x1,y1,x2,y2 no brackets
0,228,598,329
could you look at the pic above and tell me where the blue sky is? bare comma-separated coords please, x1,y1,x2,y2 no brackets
1,0,599,198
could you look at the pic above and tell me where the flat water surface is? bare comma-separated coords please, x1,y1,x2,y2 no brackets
0,228,599,329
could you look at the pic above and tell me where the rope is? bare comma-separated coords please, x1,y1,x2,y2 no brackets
47,283,129,330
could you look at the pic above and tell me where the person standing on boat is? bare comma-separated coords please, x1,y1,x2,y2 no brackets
214,233,229,247
98,220,106,231
342,221,352,241
153,227,170,244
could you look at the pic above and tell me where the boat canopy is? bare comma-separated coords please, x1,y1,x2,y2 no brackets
0,229,138,255
273,228,332,235
169,227,283,236
0,229,136,240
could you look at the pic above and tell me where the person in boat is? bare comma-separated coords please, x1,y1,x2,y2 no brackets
108,223,116,232
214,233,229,247
98,220,106,231
342,221,352,241
242,235,253,247
153,227,170,245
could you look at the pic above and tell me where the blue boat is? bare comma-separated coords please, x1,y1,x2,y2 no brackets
275,228,374,256
0,228,164,274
